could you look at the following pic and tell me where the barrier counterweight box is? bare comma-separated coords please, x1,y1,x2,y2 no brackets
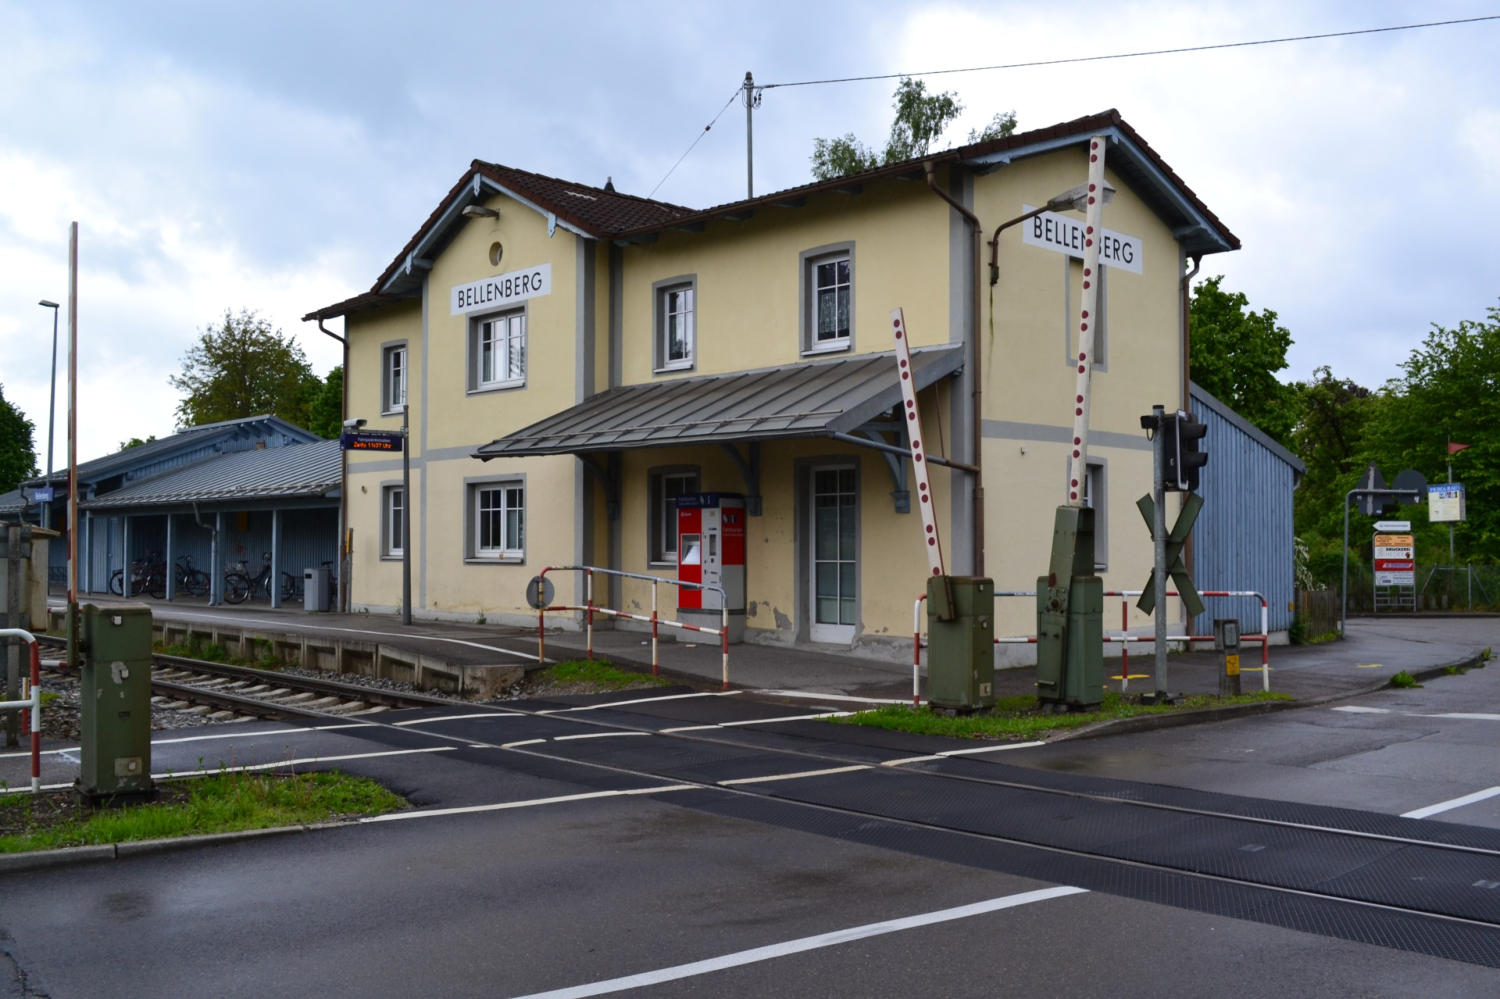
78,603,154,800
926,576,995,710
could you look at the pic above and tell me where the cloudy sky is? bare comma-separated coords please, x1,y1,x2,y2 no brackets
2,1,1497,464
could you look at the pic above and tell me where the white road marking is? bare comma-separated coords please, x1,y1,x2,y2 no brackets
719,765,868,786
157,746,455,779
1331,706,1391,714
509,886,1088,999
1333,706,1500,722
359,784,696,823
538,691,740,714
1432,713,1500,722
750,689,908,706
1402,786,1500,819
882,741,1046,765
396,712,524,726
554,732,651,742
660,711,852,733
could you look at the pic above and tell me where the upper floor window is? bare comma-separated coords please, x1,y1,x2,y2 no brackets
471,309,526,392
801,244,854,354
382,343,407,413
655,279,695,372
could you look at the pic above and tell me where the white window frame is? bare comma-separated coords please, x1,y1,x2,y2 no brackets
649,468,699,565
382,342,407,414
468,479,525,562
381,484,404,559
654,277,696,372
1064,259,1108,370
470,308,527,392
1080,459,1108,571
800,243,854,355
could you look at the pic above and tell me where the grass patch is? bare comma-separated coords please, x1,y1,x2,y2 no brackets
537,659,671,691
827,690,1293,741
0,771,405,853
1389,670,1421,689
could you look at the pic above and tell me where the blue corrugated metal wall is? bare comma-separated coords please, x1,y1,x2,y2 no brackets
1189,387,1297,636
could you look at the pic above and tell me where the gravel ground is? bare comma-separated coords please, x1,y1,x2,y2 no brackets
33,662,627,743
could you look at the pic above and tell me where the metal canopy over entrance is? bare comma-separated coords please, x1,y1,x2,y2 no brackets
473,345,965,459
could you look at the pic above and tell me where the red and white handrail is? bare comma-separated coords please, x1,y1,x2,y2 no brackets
0,629,43,792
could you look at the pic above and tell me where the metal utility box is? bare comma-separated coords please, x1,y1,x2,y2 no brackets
78,603,154,801
1035,506,1104,709
677,492,747,642
304,567,330,612
1214,617,1242,696
926,576,995,710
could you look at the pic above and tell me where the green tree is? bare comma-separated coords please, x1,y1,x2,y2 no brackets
0,384,39,493
1362,304,1500,561
811,77,1016,180
305,366,344,440
1189,275,1297,445
170,309,321,429
117,435,159,451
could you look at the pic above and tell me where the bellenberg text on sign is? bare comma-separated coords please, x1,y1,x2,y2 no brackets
451,263,552,315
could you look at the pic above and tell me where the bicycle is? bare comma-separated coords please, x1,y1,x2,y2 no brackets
175,554,211,597
110,553,165,599
224,553,303,605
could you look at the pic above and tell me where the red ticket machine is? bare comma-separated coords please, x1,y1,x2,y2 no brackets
677,492,746,642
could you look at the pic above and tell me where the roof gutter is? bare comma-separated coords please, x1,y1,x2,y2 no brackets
922,159,985,577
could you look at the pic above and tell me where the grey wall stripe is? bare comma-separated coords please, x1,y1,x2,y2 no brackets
983,420,1151,451
419,272,430,612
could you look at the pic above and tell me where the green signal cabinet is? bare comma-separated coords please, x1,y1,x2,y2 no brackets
926,576,995,710
78,603,154,801
1036,505,1104,709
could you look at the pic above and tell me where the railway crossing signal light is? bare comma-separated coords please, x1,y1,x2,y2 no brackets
1161,410,1207,492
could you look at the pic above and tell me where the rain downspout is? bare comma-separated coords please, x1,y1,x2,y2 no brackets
318,317,350,612
923,160,985,577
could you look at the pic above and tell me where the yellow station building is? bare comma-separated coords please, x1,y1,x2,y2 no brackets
304,109,1238,662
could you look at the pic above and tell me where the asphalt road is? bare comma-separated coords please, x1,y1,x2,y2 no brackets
2,653,1499,997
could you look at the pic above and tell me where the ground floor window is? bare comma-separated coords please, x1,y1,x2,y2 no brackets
382,485,404,558
470,481,524,560
649,468,698,564
810,465,857,642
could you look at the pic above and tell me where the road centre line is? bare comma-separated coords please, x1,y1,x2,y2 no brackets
720,765,869,785
554,732,652,742
1402,786,1500,819
509,885,1088,999
1332,706,1391,714
396,712,525,726
359,783,696,823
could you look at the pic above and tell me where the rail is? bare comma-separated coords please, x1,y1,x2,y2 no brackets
910,587,1272,702
0,629,43,792
537,565,731,690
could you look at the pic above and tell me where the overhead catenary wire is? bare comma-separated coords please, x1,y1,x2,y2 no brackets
645,14,1499,199
757,15,1500,90
648,86,744,200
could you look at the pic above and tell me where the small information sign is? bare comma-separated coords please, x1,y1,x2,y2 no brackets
340,430,403,452
1429,483,1466,523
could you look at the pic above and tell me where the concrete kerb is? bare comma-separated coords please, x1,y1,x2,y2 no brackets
1049,652,1490,743
0,824,315,875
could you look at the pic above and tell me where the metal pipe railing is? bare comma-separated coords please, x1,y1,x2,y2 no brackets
0,629,43,792
537,566,731,690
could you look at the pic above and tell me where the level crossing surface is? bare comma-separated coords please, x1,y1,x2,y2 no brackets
3,675,1500,996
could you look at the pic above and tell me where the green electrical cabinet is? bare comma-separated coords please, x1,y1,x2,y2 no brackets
926,576,995,710
1035,506,1104,709
78,603,154,801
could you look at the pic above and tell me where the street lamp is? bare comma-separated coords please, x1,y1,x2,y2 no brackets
37,299,60,528
987,182,1117,286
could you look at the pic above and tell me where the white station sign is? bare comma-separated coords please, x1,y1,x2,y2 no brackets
1021,207,1143,274
451,263,551,316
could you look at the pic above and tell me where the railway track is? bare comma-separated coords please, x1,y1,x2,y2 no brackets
32,636,467,723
